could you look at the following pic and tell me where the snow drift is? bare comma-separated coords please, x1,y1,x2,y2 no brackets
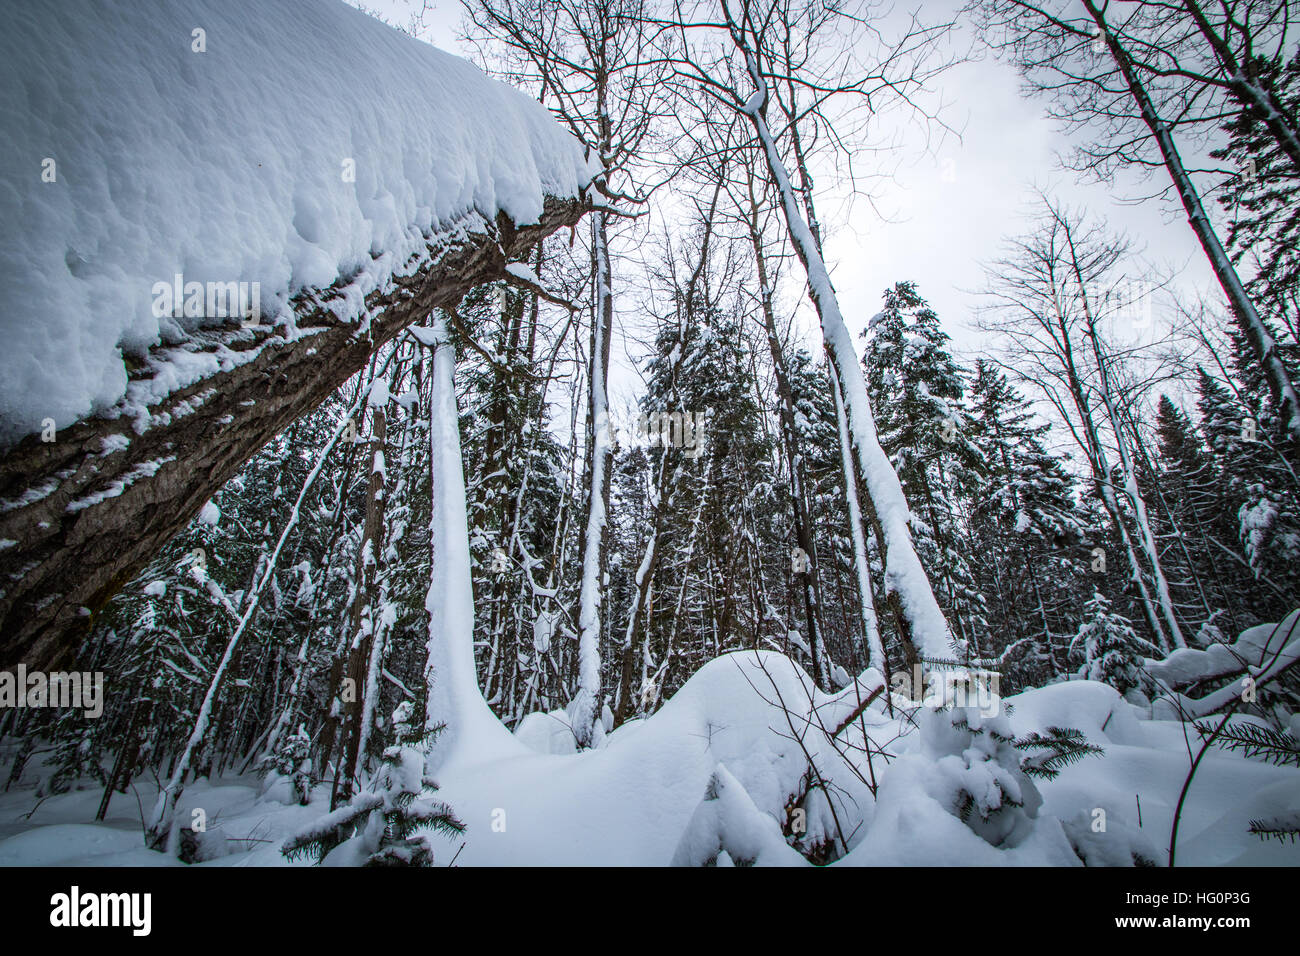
4,648,1297,867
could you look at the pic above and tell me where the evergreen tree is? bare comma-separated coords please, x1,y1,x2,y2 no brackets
967,361,1087,687
456,280,571,726
1071,592,1147,697
1213,49,1300,345
1150,393,1252,640
264,724,313,806
788,347,866,671
1195,367,1300,615
863,282,987,661
633,285,777,694
282,703,462,866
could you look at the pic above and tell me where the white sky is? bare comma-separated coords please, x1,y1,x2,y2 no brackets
362,0,1220,405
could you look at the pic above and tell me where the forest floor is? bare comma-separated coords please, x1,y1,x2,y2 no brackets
1,652,1296,867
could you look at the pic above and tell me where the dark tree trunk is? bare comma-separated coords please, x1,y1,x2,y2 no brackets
0,198,587,669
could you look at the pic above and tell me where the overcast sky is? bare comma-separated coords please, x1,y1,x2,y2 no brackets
362,0,1220,405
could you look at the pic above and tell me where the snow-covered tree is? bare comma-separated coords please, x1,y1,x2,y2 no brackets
1071,592,1147,697
864,282,987,661
282,703,462,866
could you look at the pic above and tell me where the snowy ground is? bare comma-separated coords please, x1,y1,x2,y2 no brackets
1,651,1296,867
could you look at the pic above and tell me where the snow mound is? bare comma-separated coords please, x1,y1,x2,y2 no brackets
0,0,594,443
1,654,1296,867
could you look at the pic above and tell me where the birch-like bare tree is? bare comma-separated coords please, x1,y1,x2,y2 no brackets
972,0,1300,443
980,197,1189,650
464,0,664,745
656,0,963,663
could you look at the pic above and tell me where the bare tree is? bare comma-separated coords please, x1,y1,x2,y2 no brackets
973,0,1300,442
658,0,963,663
980,197,1191,649
464,0,663,745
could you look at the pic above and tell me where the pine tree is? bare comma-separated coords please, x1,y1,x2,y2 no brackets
788,347,867,671
864,282,986,661
282,702,462,866
263,724,313,806
1071,592,1147,697
456,279,570,725
631,279,777,696
1151,393,1252,640
967,361,1087,686
1195,367,1300,615
919,705,1044,849
1213,49,1300,345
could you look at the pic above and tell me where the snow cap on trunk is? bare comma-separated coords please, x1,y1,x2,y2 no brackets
0,0,595,444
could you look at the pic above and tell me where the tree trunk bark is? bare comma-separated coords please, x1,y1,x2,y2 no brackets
0,198,586,669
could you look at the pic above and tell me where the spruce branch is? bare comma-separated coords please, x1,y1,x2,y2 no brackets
1015,726,1105,779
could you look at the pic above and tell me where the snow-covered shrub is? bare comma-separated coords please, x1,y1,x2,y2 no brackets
281,703,462,866
671,764,806,866
1059,809,1159,866
1071,592,1146,697
919,705,1043,848
260,724,313,806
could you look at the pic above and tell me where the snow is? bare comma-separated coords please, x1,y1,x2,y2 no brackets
571,214,614,748
1149,613,1300,693
514,710,579,755
1,649,1296,866
99,434,131,456
532,609,557,655
198,501,220,526
671,764,806,866
504,262,542,286
422,322,522,772
0,824,159,867
368,379,392,408
66,457,176,513
1150,611,1300,718
0,0,594,445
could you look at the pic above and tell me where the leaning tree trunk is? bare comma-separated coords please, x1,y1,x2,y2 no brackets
0,198,586,669
735,48,957,663
1085,0,1300,444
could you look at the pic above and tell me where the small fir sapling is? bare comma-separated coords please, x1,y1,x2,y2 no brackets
281,702,462,866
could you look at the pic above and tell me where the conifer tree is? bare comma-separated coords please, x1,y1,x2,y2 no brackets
282,703,462,866
1213,49,1300,345
634,272,777,691
1150,393,1252,639
1071,592,1148,697
864,282,986,660
1195,367,1300,612
265,724,313,807
967,361,1087,685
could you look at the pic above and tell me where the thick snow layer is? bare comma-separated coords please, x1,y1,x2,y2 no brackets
423,324,522,772
1146,611,1300,687
2,652,1296,867
0,0,593,443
